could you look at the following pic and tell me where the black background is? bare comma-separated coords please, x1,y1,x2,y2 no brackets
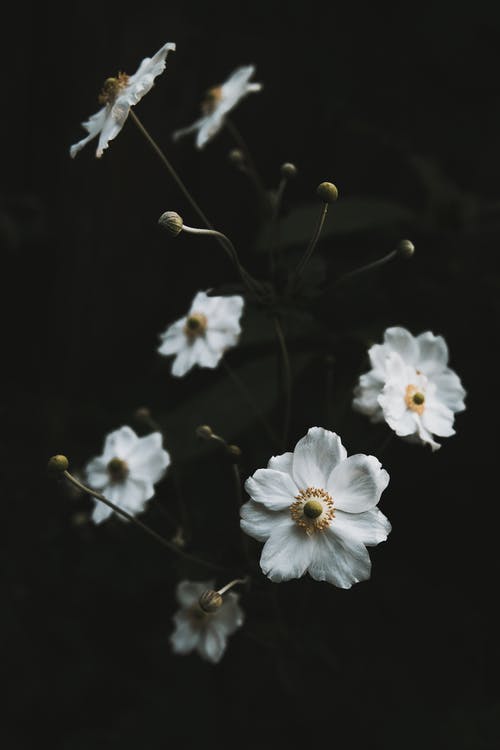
4,2,500,748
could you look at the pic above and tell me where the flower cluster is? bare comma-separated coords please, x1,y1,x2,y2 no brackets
53,39,468,665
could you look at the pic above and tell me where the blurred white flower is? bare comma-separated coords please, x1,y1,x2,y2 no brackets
70,41,176,158
84,426,170,523
170,580,244,663
157,291,244,377
240,427,390,589
172,65,262,149
353,326,466,450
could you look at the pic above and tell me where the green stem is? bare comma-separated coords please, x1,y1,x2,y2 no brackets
273,316,292,449
334,249,398,286
225,118,269,209
293,202,329,281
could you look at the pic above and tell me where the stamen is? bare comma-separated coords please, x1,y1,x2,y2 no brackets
290,487,335,535
184,312,208,339
98,72,129,105
202,85,223,115
107,457,129,483
405,384,425,414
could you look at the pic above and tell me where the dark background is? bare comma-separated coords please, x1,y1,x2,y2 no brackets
4,2,500,748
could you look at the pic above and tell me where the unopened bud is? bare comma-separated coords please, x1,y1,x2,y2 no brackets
134,407,151,421
280,162,297,179
198,590,223,613
397,239,415,258
228,148,245,166
196,424,214,440
226,444,242,461
316,182,338,203
48,454,69,475
158,211,184,237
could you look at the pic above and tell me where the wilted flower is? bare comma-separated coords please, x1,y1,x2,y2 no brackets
170,580,244,663
240,427,390,589
70,41,176,158
172,65,262,149
353,327,466,450
84,426,170,523
157,291,244,377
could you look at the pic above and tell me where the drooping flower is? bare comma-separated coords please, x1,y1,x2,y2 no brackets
240,427,390,589
172,65,262,149
84,426,170,523
353,326,466,450
70,41,176,158
170,580,244,663
157,291,244,377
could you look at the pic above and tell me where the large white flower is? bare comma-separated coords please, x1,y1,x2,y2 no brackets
240,427,390,589
84,426,170,523
353,326,466,450
170,580,244,663
157,291,244,377
172,65,262,149
70,41,176,158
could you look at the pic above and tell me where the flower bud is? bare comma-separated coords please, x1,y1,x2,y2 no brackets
316,182,338,203
47,454,69,475
196,424,214,440
226,444,242,462
228,148,245,166
280,162,297,179
198,590,223,613
158,211,183,237
397,239,415,258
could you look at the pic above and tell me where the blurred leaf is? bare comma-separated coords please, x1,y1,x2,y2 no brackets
256,197,416,252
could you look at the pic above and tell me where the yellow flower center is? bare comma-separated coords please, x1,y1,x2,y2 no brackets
184,312,208,339
107,457,129,483
98,72,130,105
405,384,426,415
201,85,223,115
290,487,335,535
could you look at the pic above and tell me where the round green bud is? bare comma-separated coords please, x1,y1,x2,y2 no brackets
397,239,415,258
48,454,69,474
158,211,183,237
412,392,425,405
198,590,223,613
280,162,298,179
316,182,339,203
228,148,245,166
303,499,323,519
196,424,214,440
226,444,242,462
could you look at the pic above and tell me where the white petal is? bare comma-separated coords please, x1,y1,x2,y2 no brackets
170,611,201,655
414,417,442,451
267,451,294,475
307,527,371,588
416,331,449,375
433,369,466,412
328,455,389,513
240,500,289,541
158,319,186,356
84,457,108,489
196,338,222,368
292,427,347,489
383,327,419,365
91,499,113,525
96,103,128,158
105,477,153,516
128,42,176,88
214,593,244,635
196,111,226,148
69,107,107,158
353,373,384,419
198,625,227,663
244,469,298,510
332,508,391,547
127,432,170,483
171,347,194,377
102,426,138,461
209,295,244,329
385,408,420,438
260,521,314,582
172,117,207,142
176,580,213,608
422,400,455,437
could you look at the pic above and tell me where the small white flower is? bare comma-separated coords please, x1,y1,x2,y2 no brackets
172,65,262,149
353,326,466,450
170,580,244,664
84,426,170,524
157,291,244,377
240,427,390,589
70,41,176,158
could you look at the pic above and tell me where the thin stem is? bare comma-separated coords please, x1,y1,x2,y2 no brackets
334,249,398,286
129,110,214,232
221,359,281,450
217,577,248,596
268,176,288,275
325,355,335,430
273,316,292,449
225,118,269,208
231,463,243,507
293,202,329,281
63,470,224,571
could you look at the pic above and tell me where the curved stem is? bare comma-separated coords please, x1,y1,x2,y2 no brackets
225,118,269,209
334,249,398,286
293,202,329,281
273,316,292,449
217,577,248,596
63,470,224,571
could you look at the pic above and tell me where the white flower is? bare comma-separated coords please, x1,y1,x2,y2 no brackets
157,291,244,377
353,326,466,450
70,41,176,158
170,580,244,663
172,65,262,149
240,427,390,589
84,426,170,523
